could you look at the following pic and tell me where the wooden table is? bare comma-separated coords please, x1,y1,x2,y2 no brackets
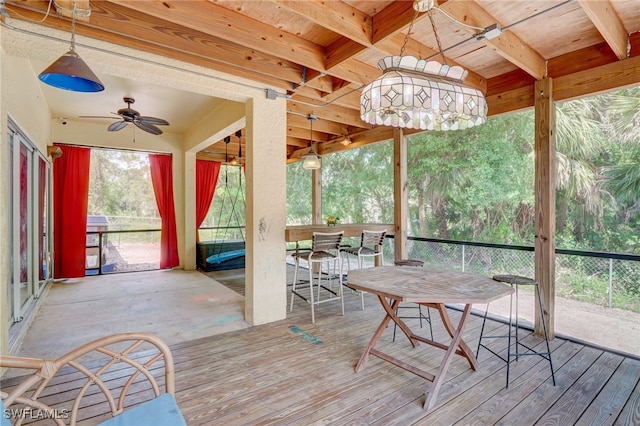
347,266,514,412
285,223,394,242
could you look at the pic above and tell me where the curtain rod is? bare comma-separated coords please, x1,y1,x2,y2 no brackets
53,142,171,156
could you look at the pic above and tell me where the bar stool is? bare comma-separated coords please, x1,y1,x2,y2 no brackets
392,259,433,342
340,229,387,310
476,274,556,388
290,231,345,323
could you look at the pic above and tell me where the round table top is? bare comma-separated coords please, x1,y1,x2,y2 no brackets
492,274,537,285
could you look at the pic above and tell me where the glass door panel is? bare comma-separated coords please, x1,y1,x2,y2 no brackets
7,120,48,326
18,142,33,310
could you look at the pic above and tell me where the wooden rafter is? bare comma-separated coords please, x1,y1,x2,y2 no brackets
439,0,547,79
577,0,629,60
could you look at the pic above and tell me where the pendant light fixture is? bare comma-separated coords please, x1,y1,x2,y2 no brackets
229,130,243,165
38,1,104,92
360,0,486,131
302,114,321,170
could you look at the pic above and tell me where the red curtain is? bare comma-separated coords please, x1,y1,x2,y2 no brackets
149,154,179,269
53,144,91,278
196,160,221,242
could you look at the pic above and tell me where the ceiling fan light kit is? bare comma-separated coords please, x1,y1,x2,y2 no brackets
360,0,487,131
38,1,104,92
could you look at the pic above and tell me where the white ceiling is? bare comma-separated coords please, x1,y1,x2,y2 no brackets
33,59,227,135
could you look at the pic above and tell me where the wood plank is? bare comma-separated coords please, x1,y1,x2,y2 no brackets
324,320,508,424
615,376,640,426
534,77,556,339
554,54,640,101
574,357,640,425
577,0,629,60
104,0,327,71
270,0,373,47
381,336,571,425
453,339,580,425
530,351,625,424
496,346,605,425
5,269,640,425
393,128,408,262
440,0,546,79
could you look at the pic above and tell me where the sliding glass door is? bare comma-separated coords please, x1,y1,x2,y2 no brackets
7,119,51,325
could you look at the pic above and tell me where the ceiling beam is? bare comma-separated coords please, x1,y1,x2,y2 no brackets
378,33,487,91
553,53,640,101
487,52,640,115
269,0,372,47
287,96,368,129
105,1,327,71
371,1,416,44
440,0,547,80
6,2,302,91
287,112,346,136
577,0,629,60
53,0,90,20
291,86,361,110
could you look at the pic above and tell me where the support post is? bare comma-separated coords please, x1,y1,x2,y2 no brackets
393,128,408,261
245,96,287,325
312,167,322,225
534,77,556,339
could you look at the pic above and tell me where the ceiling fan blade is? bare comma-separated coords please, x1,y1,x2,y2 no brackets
79,115,120,120
108,121,129,132
138,116,170,126
134,120,163,135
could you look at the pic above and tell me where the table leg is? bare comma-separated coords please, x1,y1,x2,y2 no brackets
423,304,473,412
431,303,477,370
355,297,404,372
379,296,418,348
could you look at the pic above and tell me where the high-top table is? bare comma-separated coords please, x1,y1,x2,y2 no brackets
347,266,513,412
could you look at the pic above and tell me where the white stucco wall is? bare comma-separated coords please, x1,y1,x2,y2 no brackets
0,48,52,356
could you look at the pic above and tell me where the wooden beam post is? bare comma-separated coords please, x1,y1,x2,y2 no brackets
534,77,556,339
393,128,408,262
311,166,322,225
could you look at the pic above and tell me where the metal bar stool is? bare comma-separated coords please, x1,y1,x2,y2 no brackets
340,230,387,310
476,274,556,388
392,259,433,342
290,231,345,323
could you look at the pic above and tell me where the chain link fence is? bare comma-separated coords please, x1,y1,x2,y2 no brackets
384,236,640,313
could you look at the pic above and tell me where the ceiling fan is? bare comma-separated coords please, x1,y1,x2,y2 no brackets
82,97,170,135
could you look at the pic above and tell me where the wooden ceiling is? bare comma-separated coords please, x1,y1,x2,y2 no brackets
5,0,640,164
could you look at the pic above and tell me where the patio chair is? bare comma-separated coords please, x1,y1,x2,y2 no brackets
340,229,387,309
290,231,345,323
0,332,186,426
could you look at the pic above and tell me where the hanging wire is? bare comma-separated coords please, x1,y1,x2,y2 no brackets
399,6,421,57
428,7,447,65
434,7,484,31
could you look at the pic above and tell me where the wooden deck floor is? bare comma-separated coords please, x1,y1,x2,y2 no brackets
3,268,640,425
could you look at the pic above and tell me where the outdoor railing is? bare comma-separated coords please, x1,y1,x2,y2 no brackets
386,235,640,313
86,226,640,314
197,226,245,242
85,229,161,275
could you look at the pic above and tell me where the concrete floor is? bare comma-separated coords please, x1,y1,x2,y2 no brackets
13,269,250,360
